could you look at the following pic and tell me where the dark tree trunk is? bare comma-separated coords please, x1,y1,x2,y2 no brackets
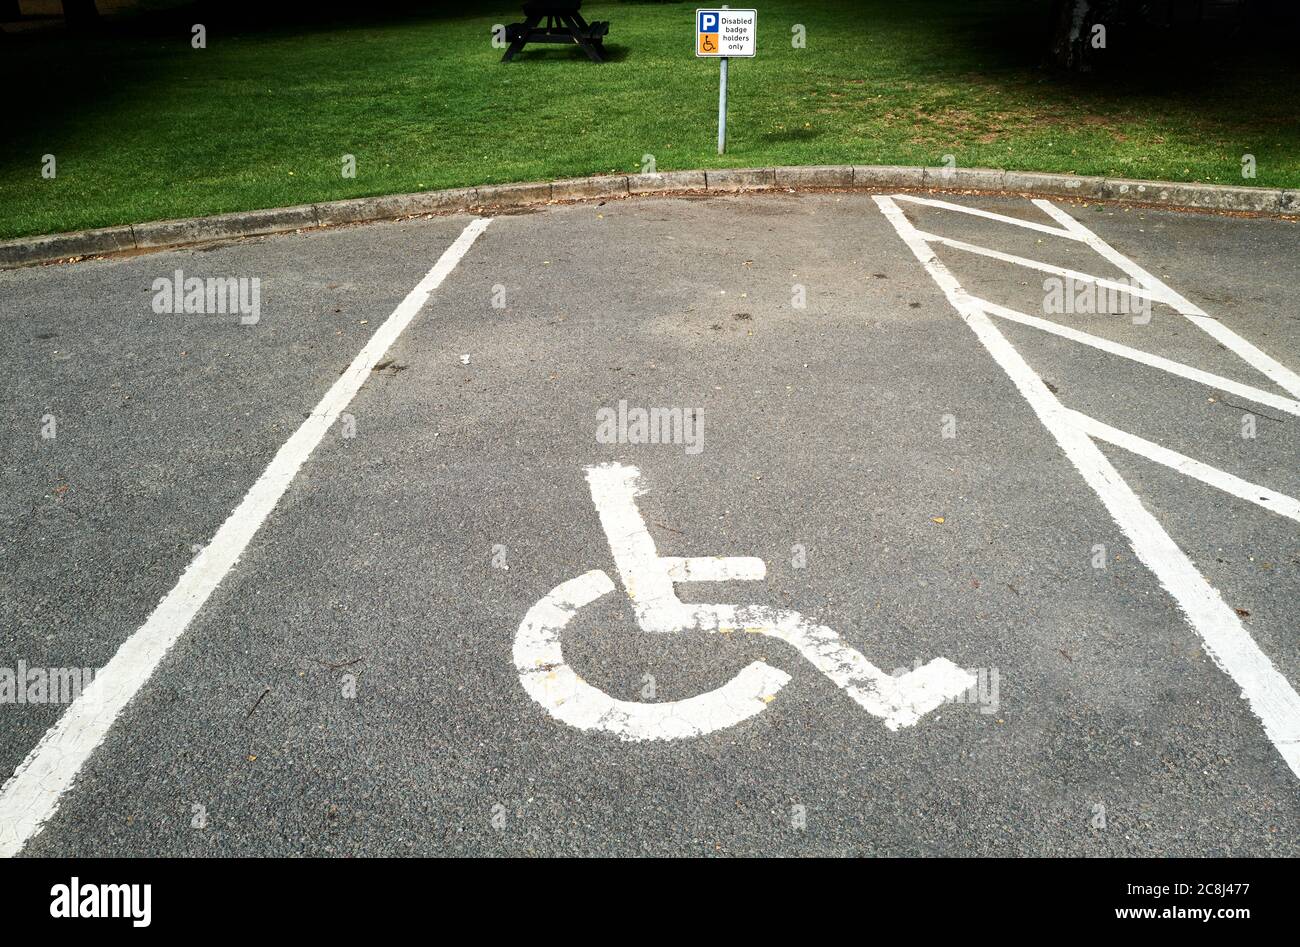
63,0,99,29
1048,0,1096,71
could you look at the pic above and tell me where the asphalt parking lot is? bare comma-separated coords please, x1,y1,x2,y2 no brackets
2,189,1298,856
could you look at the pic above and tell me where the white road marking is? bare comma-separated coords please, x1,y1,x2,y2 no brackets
893,193,1085,240
662,555,767,582
1033,199,1300,399
1064,409,1300,523
972,296,1300,417
875,194,1300,780
913,230,1175,306
513,463,975,740
513,570,791,742
0,217,493,858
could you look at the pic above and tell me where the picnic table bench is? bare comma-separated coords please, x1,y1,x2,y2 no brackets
502,1,609,63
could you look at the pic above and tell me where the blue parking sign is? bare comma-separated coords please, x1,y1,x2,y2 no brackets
696,8,755,58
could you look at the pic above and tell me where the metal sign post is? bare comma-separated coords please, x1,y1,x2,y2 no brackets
696,8,756,156
718,56,728,155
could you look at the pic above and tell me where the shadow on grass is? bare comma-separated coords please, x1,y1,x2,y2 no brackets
505,44,631,64
4,0,1294,155
0,0,638,163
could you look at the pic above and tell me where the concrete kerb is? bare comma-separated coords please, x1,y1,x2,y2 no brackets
2,166,1293,269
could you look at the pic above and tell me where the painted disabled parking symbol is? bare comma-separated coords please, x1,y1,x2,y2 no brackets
514,463,975,740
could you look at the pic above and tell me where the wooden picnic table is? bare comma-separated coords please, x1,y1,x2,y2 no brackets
501,1,610,63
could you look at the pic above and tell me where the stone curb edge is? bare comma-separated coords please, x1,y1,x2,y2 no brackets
3,165,1296,268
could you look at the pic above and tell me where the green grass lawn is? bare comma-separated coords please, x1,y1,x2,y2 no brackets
3,0,1298,240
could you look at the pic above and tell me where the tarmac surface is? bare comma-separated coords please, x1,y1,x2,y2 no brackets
2,190,1297,855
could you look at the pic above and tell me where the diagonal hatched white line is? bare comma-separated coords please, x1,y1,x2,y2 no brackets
893,193,1086,240
1032,198,1300,399
972,296,1300,417
876,193,1300,781
913,230,1177,305
1063,409,1300,523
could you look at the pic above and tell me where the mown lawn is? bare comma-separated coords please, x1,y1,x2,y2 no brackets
2,0,1298,239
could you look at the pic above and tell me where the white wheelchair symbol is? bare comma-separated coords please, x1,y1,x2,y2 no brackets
514,463,975,740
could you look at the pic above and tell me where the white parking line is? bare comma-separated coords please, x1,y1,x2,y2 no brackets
0,217,492,858
875,194,1300,780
